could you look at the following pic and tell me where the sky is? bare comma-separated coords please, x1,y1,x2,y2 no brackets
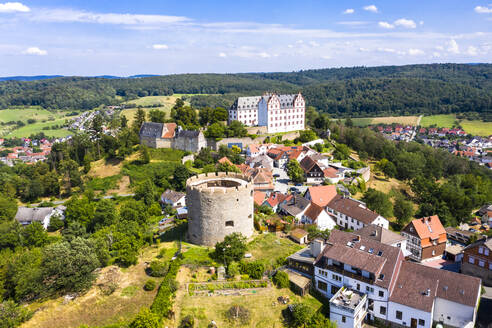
0,0,491,76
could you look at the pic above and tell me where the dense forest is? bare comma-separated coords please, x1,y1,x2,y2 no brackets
0,64,491,119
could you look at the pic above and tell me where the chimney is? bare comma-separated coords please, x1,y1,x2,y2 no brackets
311,239,325,257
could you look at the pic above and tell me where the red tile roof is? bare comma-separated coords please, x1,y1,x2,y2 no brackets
161,123,177,138
254,191,266,206
218,157,234,165
307,185,337,207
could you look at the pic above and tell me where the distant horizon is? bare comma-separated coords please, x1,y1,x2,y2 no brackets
1,62,491,80
1,1,491,76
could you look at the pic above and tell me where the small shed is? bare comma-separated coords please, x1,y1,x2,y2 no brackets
284,269,311,296
290,228,308,244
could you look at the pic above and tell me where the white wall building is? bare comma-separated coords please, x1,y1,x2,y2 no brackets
326,195,389,230
228,93,305,133
313,230,481,328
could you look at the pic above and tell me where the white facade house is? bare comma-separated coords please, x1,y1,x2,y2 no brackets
313,230,482,328
301,203,337,231
326,195,389,230
15,206,65,229
228,93,305,133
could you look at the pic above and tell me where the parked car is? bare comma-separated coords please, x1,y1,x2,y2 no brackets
295,183,303,186
273,174,280,178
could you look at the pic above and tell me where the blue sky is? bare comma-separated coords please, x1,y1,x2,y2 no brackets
0,0,491,76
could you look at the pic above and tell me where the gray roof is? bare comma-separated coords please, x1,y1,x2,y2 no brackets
161,189,185,203
176,130,201,138
357,224,406,245
15,207,52,223
279,195,311,216
231,96,262,110
139,122,163,138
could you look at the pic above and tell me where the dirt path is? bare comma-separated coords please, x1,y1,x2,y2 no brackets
417,114,423,126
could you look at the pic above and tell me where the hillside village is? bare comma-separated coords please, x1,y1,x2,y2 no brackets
1,86,491,328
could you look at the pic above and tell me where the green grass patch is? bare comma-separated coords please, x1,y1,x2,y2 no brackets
247,233,303,269
149,148,186,161
122,161,178,186
181,243,217,267
85,174,122,192
460,120,492,136
120,285,139,297
420,114,457,128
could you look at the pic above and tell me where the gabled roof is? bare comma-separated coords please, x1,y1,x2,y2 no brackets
291,228,308,239
299,156,319,172
327,195,381,225
405,216,446,244
307,185,337,207
279,195,310,216
15,207,53,223
162,123,177,138
303,203,325,222
357,224,406,245
139,122,163,138
160,189,185,203
390,261,481,312
323,167,339,178
254,191,267,206
264,192,292,207
218,157,234,165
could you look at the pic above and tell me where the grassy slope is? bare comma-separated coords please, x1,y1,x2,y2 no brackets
121,95,193,126
420,114,456,128
0,107,71,137
344,116,420,127
421,114,492,136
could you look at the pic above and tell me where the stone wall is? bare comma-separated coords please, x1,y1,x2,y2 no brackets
186,172,254,246
206,131,300,151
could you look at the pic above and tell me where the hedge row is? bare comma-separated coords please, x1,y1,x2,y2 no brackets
189,280,268,293
150,259,182,317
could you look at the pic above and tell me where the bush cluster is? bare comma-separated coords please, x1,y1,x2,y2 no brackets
150,259,181,317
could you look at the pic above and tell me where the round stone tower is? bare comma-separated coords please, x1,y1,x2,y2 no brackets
186,172,254,246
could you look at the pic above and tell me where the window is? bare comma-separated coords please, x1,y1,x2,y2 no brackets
225,221,234,227
331,285,339,295
396,310,402,320
356,283,360,291
366,286,374,293
419,319,425,326
489,263,492,270
469,256,475,264
379,290,384,297
380,306,386,315
479,260,485,267
342,316,346,323
332,274,342,282
485,249,490,256
479,247,483,254
317,280,327,291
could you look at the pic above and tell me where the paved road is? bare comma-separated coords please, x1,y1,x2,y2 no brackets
272,167,308,194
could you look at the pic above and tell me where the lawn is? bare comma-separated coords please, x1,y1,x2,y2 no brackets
420,114,457,128
460,120,492,137
6,118,70,138
247,233,303,268
21,242,177,328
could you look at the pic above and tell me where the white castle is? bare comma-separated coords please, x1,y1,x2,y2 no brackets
228,92,305,133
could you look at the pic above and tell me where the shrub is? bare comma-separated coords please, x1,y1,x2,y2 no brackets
273,271,290,288
240,261,265,280
129,307,161,328
47,214,64,232
151,259,181,317
144,280,156,291
179,315,195,328
227,261,240,277
226,305,250,325
149,260,168,277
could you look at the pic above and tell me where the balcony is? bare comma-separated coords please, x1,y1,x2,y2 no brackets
326,264,374,285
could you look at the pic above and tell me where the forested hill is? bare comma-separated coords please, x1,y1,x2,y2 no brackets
0,63,491,118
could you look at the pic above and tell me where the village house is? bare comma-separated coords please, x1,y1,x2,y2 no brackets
313,230,481,328
356,224,409,255
253,191,267,206
15,206,65,229
290,228,309,244
301,202,337,231
305,185,338,207
262,192,293,212
401,216,447,262
326,195,389,230
461,238,492,286
245,154,274,169
299,156,345,184
278,195,311,221
160,189,186,208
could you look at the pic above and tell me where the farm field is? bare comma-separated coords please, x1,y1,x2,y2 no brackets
421,114,492,136
121,94,198,125
0,107,72,137
345,116,420,127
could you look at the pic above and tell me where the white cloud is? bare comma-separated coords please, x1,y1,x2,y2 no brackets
30,9,189,25
378,21,394,29
0,2,29,13
432,52,441,58
408,48,425,55
343,9,354,14
474,6,492,14
447,39,460,54
287,44,293,48
321,55,332,59
218,52,227,57
22,47,47,55
259,52,271,58
363,5,378,13
419,21,424,25
336,21,369,26
359,47,370,52
466,46,478,55
309,41,320,47
152,44,168,50
394,18,417,29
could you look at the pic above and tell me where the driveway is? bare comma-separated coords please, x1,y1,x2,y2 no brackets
272,167,308,194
